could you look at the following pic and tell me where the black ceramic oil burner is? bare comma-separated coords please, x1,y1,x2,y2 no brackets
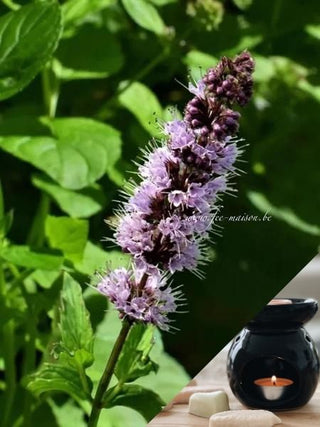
227,298,320,410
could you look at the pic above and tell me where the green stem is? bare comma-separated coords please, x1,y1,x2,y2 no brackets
22,306,36,427
0,261,16,427
26,192,50,248
42,63,60,119
6,263,35,425
77,362,92,398
88,321,131,427
1,0,20,11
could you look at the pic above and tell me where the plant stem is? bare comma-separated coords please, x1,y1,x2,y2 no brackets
22,306,36,427
0,261,16,427
88,320,132,427
1,0,20,11
26,192,50,248
42,63,60,119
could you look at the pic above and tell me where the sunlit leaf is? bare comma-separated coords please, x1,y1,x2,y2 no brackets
119,82,163,136
121,0,166,35
0,245,63,270
184,50,218,80
32,174,106,218
0,118,122,190
45,216,88,263
74,242,130,276
59,273,94,356
62,0,115,31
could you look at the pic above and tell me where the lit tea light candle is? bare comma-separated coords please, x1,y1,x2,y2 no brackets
254,375,294,400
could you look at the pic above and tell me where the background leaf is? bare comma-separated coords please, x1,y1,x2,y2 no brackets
54,25,124,80
121,0,166,35
32,174,106,218
0,0,61,100
49,399,86,427
45,216,88,263
59,273,94,355
0,118,122,190
62,0,115,32
119,82,163,136
104,384,164,421
74,243,130,276
0,245,63,270
115,324,158,383
26,363,90,402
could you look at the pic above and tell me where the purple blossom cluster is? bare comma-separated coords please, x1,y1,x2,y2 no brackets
116,51,254,276
98,51,254,328
97,268,182,331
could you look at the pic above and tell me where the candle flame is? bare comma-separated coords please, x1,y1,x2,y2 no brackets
271,375,277,386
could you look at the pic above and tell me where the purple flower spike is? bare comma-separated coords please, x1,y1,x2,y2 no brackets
100,51,254,329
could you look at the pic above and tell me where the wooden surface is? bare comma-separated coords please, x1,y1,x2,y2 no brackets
148,345,320,426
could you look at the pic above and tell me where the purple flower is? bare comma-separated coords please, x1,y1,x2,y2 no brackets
97,268,183,331
100,51,254,329
168,190,186,207
116,213,154,255
139,147,174,189
165,120,194,149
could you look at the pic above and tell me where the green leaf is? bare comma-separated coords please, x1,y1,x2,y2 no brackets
115,324,158,383
233,0,253,10
104,384,164,421
150,0,177,5
0,0,62,100
221,34,263,56
26,275,93,403
247,192,320,236
184,50,218,81
32,174,106,218
0,182,13,238
0,117,122,190
0,245,63,270
54,25,124,80
121,0,166,35
59,273,94,356
62,0,115,30
119,82,163,136
0,181,3,225
31,269,60,289
26,363,90,402
253,55,276,83
98,406,145,427
298,80,320,103
49,399,87,427
305,24,320,40
30,401,59,427
87,310,189,405
45,216,88,263
74,242,130,276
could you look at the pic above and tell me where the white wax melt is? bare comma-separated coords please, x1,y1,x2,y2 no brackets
209,409,282,426
188,390,229,418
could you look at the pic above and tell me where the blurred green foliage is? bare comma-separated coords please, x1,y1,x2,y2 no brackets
0,0,320,425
